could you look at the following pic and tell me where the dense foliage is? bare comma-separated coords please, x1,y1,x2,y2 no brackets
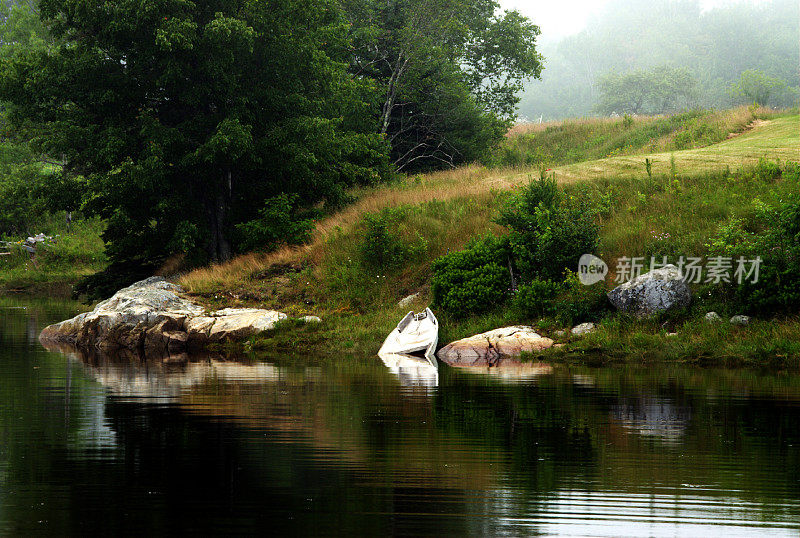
709,162,800,314
431,235,511,316
498,174,599,282
1,0,391,277
432,176,600,317
511,272,610,325
342,0,542,171
234,194,315,254
0,0,541,295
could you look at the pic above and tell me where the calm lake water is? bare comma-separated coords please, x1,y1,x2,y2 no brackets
2,295,800,536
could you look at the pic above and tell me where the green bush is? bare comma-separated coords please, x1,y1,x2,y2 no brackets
498,174,599,281
551,271,612,326
709,164,800,314
360,210,427,272
511,271,611,325
511,278,562,318
235,193,314,253
431,235,511,317
737,199,800,314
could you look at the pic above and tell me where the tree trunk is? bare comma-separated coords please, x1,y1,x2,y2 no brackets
215,190,231,262
380,53,408,136
205,172,233,264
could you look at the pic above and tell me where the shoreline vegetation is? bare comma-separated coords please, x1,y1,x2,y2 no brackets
7,106,800,368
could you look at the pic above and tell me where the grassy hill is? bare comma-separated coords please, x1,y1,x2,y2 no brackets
175,107,800,365
180,107,792,293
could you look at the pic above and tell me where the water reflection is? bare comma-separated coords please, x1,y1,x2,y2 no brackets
50,343,285,401
611,396,691,443
378,352,439,389
3,297,800,535
451,361,554,383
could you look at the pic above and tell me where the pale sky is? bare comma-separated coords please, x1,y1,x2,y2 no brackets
499,0,775,42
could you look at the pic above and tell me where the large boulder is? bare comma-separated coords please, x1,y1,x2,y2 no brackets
607,265,691,317
186,308,286,346
437,326,554,367
39,277,286,357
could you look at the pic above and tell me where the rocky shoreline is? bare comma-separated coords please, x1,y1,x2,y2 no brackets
40,265,757,367
39,277,289,358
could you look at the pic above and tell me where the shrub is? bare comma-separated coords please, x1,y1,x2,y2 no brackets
511,271,611,325
498,174,599,281
431,235,511,317
551,271,612,326
360,210,427,272
738,198,800,313
235,193,314,253
511,278,562,318
709,170,800,315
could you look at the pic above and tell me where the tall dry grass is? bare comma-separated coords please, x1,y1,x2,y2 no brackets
180,164,524,293
180,107,790,295
507,115,648,138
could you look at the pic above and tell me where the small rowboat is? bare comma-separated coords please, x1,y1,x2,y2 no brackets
378,308,438,367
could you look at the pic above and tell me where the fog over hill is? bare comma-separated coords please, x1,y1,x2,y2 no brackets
515,0,799,120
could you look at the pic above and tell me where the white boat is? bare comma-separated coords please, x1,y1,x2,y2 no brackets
378,308,438,366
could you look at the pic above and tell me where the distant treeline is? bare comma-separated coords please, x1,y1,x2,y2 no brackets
519,0,799,120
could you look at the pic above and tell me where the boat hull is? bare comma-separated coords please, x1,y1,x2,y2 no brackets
378,308,438,367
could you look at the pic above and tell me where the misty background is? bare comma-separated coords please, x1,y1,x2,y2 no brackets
507,0,799,120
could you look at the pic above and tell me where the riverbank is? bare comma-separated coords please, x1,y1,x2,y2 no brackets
177,112,800,367
20,109,800,368
228,310,800,369
0,217,106,295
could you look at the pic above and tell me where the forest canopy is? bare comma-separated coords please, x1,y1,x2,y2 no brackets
0,0,541,281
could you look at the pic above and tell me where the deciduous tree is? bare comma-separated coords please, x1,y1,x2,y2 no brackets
1,0,389,272
728,69,789,106
343,0,542,171
595,66,699,115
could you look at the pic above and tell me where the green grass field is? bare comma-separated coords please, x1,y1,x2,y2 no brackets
553,115,799,183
